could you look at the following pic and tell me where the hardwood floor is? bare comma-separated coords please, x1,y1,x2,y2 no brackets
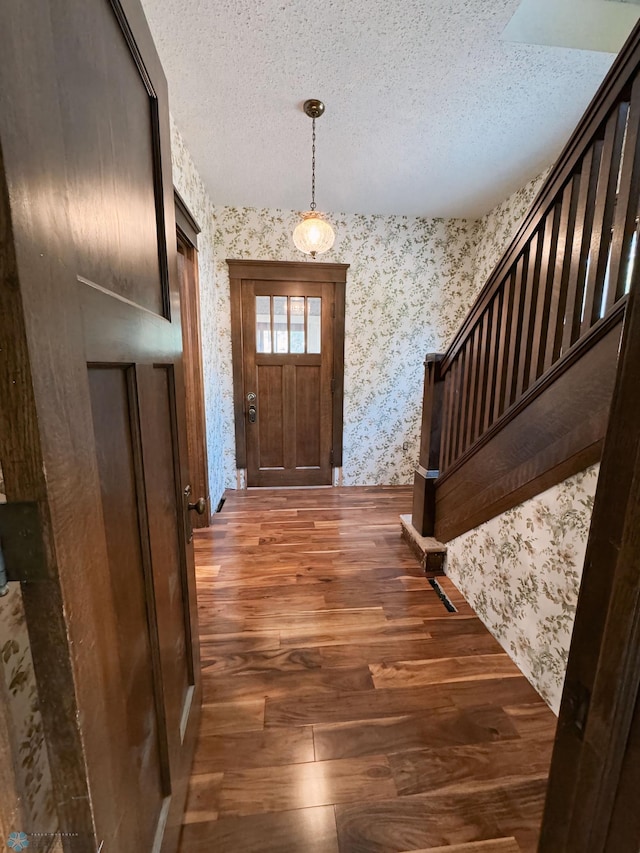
179,486,556,853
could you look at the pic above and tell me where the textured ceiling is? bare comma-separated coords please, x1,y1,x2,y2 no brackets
140,0,622,217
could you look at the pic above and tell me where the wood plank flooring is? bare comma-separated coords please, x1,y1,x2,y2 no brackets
179,486,557,853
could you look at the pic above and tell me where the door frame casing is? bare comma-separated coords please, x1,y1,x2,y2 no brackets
175,190,210,525
228,260,348,479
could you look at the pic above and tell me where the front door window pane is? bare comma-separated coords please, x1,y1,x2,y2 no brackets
274,296,288,353
307,298,321,353
256,295,271,353
257,294,323,355
290,296,305,353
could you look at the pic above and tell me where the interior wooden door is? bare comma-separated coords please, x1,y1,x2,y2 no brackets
242,280,334,486
0,1,200,850
177,231,211,527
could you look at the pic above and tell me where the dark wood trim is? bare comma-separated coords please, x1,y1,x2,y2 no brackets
227,260,348,475
492,271,513,420
609,75,640,307
127,364,172,795
473,307,491,444
411,354,445,536
438,357,453,471
483,289,502,430
150,98,171,321
504,253,527,408
436,298,626,488
539,235,640,853
227,259,349,282
177,229,210,527
421,355,445,472
332,279,346,468
545,175,581,371
530,201,561,383
436,441,603,545
441,19,640,373
174,189,201,248
411,469,436,539
434,315,622,542
230,272,247,470
515,229,542,401
606,687,640,849
566,141,605,352
462,325,478,448
582,103,627,334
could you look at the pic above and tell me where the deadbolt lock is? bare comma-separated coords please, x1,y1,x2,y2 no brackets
247,392,257,423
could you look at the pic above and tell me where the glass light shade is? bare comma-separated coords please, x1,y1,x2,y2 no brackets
293,212,335,257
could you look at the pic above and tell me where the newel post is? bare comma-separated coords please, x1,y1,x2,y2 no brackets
411,353,445,536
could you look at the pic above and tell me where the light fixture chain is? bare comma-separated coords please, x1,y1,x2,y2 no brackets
311,116,316,210
293,99,335,258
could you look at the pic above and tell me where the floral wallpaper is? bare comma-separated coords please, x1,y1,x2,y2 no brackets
212,207,480,487
0,467,58,842
470,168,549,298
0,588,58,838
446,465,599,714
170,117,226,508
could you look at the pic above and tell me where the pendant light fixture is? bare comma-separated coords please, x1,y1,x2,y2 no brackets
293,99,335,258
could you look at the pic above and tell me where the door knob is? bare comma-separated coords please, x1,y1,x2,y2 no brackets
184,486,206,545
188,496,206,515
248,405,257,424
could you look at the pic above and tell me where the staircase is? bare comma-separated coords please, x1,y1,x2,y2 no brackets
407,20,640,546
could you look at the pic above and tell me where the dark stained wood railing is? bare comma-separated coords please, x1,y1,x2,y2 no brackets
440,102,636,476
412,20,640,543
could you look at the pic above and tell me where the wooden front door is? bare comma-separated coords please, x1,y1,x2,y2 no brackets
229,262,348,488
244,280,333,486
0,1,200,851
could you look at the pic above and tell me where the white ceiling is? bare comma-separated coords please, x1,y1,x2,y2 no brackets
140,0,632,218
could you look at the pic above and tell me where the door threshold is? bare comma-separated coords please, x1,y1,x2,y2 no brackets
245,485,334,490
